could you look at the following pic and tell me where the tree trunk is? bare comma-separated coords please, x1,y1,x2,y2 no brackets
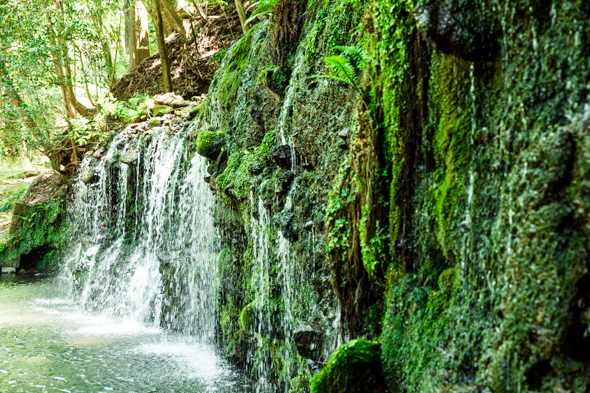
161,0,185,35
125,0,137,69
93,14,114,82
135,1,151,65
151,0,173,93
235,0,248,34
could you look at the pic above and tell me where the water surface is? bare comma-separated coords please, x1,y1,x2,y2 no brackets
0,275,251,393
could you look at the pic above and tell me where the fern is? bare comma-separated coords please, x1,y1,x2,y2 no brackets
245,0,280,27
308,46,367,93
333,45,367,70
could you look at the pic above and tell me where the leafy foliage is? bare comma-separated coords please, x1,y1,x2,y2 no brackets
70,94,149,145
309,45,367,93
245,0,281,27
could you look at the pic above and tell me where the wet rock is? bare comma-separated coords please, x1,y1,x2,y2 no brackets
275,170,295,195
338,128,350,141
414,1,498,62
120,149,139,165
93,148,104,159
80,167,97,184
271,145,298,169
310,339,386,393
280,210,297,242
171,98,188,108
224,184,236,199
197,131,226,161
185,104,202,120
294,329,324,360
247,159,266,175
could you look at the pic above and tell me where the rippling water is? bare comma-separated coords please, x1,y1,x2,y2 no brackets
0,275,251,393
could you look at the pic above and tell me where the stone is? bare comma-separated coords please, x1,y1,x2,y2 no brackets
153,92,183,106
186,104,202,120
170,98,188,108
151,104,173,117
80,168,96,184
271,145,297,169
413,0,498,62
338,128,349,140
120,149,139,165
1,267,16,274
293,329,324,360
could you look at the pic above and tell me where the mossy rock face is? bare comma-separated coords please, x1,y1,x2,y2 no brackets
196,131,226,160
310,339,386,393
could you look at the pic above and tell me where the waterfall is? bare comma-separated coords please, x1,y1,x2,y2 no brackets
63,125,218,340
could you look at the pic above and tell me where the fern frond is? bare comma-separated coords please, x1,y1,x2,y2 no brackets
325,55,358,91
333,45,367,69
245,0,280,26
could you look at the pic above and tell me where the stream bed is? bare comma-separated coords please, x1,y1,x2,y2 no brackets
0,275,251,393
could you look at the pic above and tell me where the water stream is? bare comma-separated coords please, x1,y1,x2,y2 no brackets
0,275,250,393
0,125,253,392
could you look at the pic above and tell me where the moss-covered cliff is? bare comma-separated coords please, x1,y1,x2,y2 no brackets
12,0,588,390
193,0,590,391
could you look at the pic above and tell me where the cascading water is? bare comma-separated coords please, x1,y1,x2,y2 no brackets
63,124,218,339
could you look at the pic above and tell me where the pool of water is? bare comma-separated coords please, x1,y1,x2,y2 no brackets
0,275,251,393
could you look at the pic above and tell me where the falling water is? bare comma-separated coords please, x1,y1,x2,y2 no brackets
63,125,218,339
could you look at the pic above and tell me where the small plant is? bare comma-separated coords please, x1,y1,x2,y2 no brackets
208,49,227,64
69,94,150,145
245,0,281,27
309,45,367,93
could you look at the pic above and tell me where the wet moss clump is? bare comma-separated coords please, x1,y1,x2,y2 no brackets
310,339,386,393
196,130,227,160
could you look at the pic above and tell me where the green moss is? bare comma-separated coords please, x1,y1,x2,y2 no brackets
215,129,276,200
0,196,68,270
151,104,173,117
216,28,256,108
196,130,227,160
310,339,383,393
430,53,472,259
239,302,255,331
